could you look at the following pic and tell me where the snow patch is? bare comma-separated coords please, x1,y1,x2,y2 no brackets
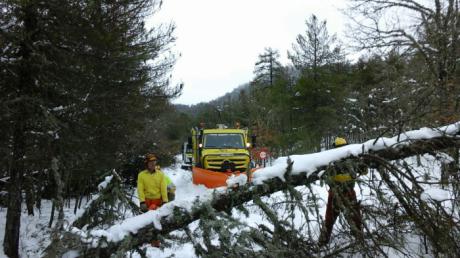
435,152,455,164
421,189,451,202
98,175,113,190
226,174,248,187
51,106,64,111
62,250,80,258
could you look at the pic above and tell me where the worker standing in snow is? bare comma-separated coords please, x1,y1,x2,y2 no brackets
318,137,367,246
138,153,171,212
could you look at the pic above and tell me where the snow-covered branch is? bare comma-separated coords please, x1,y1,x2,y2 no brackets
44,122,460,257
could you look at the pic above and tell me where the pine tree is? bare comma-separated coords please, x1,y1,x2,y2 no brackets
0,1,178,256
288,14,343,80
1,2,46,256
253,47,282,87
287,14,347,152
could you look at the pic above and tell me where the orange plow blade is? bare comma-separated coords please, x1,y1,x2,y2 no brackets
192,167,259,188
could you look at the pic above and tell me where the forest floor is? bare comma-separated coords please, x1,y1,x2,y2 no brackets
0,193,83,257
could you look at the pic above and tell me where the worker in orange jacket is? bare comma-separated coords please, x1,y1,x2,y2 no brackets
138,153,170,212
319,137,367,246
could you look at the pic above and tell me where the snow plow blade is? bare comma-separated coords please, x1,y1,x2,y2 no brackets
192,167,258,188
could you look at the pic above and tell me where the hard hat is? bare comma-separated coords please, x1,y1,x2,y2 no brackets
334,137,347,147
145,153,157,163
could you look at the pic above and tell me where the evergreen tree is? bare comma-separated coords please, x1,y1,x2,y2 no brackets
0,2,51,255
0,1,178,256
292,65,349,151
343,51,431,144
248,48,287,152
253,47,282,87
288,14,348,152
288,14,343,80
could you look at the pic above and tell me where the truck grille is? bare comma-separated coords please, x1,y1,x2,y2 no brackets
204,156,249,171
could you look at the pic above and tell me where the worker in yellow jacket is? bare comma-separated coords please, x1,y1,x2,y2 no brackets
138,153,172,212
319,137,367,246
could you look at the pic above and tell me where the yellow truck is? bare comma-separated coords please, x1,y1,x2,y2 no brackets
184,124,255,188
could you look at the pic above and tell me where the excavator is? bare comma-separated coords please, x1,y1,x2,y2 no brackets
182,123,257,188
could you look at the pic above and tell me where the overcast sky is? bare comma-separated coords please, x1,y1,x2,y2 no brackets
150,0,348,105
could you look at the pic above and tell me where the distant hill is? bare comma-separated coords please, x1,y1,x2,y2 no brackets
173,82,250,117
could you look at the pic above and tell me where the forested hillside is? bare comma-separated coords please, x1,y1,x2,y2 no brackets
1,0,460,257
178,10,459,156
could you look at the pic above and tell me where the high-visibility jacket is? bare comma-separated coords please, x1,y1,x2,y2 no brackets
327,160,367,189
331,173,353,183
137,169,169,203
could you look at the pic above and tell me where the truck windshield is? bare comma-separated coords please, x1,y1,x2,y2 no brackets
204,134,244,148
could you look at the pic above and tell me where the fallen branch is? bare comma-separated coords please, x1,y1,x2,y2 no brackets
43,129,460,257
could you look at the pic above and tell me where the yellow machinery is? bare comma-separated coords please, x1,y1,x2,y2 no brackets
183,124,255,188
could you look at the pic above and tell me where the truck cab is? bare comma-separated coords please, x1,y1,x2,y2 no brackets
191,124,251,172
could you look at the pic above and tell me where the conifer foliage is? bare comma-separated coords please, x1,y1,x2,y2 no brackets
0,0,178,257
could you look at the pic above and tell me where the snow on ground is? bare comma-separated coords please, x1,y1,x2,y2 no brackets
65,122,460,250
0,160,223,257
0,198,90,258
132,155,456,257
0,168,296,257
88,163,218,243
102,122,459,257
0,122,458,257
0,154,454,258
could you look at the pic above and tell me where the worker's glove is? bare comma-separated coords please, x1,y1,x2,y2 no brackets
140,202,148,212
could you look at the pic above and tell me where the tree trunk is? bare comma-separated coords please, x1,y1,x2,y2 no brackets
51,157,65,230
49,202,55,228
3,117,25,258
4,3,38,256
25,176,35,216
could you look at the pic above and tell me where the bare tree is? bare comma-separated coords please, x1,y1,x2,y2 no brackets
346,0,460,122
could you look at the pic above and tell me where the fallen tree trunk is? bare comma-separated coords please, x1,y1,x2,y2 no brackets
44,134,460,257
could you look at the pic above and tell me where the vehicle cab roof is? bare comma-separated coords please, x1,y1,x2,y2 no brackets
202,129,246,134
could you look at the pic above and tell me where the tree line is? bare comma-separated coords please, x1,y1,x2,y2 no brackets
182,1,459,157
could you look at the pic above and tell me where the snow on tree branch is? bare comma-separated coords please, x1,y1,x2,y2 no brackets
44,122,460,257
